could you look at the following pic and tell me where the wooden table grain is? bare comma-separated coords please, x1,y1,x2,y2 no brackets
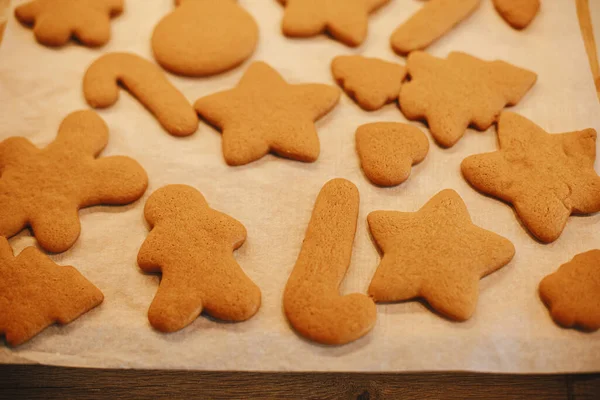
1,1,600,399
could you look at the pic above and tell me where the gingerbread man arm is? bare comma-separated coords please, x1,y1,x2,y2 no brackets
137,227,171,273
82,156,148,207
29,205,81,254
0,137,38,172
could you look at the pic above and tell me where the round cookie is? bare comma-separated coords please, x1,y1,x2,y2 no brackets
151,0,259,77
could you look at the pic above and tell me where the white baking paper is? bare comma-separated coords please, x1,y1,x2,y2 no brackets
0,0,599,373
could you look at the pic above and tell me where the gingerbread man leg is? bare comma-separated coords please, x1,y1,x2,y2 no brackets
29,203,81,254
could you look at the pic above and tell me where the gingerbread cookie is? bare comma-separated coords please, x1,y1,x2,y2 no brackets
0,110,148,253
84,52,198,137
462,112,600,243
390,0,480,55
278,0,390,47
194,61,340,166
368,189,515,321
356,122,429,187
151,0,258,76
539,250,600,332
0,237,104,346
331,55,406,111
400,51,537,147
138,185,261,333
493,0,540,30
14,0,123,47
284,179,377,345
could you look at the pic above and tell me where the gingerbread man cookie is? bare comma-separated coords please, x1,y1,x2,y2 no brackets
400,51,537,147
356,122,429,187
0,110,148,253
0,237,104,346
539,250,600,332
15,0,123,47
368,189,515,321
284,179,377,345
194,61,340,166
331,55,406,111
462,112,600,243
391,0,480,55
152,0,258,76
138,185,261,333
84,52,199,137
278,0,390,47
493,0,540,30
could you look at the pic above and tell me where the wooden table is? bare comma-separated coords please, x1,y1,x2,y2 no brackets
1,1,600,399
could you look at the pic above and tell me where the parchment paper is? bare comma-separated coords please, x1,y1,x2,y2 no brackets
1,0,599,373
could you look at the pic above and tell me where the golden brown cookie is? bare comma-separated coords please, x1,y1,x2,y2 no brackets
390,0,480,55
83,52,199,137
14,0,123,47
194,61,340,166
368,189,515,321
539,250,600,332
462,112,600,243
138,185,261,333
284,179,377,345
400,51,537,148
0,236,104,346
151,0,258,77
331,55,406,111
0,110,148,253
493,0,540,30
356,122,429,187
278,0,390,47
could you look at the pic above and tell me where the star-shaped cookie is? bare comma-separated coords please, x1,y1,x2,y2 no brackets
0,236,104,346
194,61,340,166
368,189,515,321
138,185,261,333
399,51,537,147
278,0,390,47
15,0,123,47
539,250,600,332
462,112,600,243
0,110,148,253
